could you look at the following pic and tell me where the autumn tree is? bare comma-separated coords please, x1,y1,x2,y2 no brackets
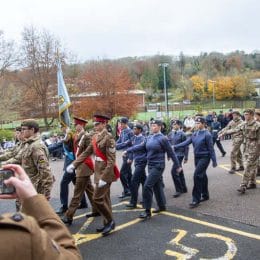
14,26,65,128
232,75,255,98
73,61,139,118
190,75,205,101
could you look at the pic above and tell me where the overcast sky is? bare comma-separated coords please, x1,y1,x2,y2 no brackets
1,0,259,61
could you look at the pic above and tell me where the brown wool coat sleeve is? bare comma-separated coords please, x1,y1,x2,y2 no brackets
22,195,82,260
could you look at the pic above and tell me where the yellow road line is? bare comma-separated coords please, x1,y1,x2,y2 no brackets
73,201,128,220
219,164,260,184
161,211,260,240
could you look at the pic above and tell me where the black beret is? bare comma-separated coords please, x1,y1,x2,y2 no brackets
15,127,22,131
151,119,163,126
133,124,143,131
172,120,182,125
195,117,206,124
120,117,129,124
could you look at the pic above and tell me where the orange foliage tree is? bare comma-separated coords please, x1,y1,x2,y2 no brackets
73,61,139,119
209,77,234,100
190,75,205,100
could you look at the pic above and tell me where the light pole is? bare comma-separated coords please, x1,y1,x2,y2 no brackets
208,80,216,109
159,63,169,118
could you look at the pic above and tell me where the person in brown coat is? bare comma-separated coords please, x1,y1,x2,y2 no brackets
0,164,82,260
67,114,118,236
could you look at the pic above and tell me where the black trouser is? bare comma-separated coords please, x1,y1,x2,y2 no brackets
143,162,166,210
171,155,187,193
119,157,132,194
192,156,210,203
212,137,225,155
130,162,147,206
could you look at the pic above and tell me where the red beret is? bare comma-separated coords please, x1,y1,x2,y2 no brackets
93,114,110,124
74,117,88,126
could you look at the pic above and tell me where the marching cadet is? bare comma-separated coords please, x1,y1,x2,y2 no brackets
167,120,188,198
62,120,99,225
56,117,87,215
218,111,244,174
6,119,54,200
125,119,181,219
0,164,82,260
219,109,260,193
210,116,226,157
175,117,217,208
67,114,119,236
116,117,134,199
125,123,147,209
255,109,260,176
0,127,24,163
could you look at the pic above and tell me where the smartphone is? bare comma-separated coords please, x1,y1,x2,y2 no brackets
0,169,15,194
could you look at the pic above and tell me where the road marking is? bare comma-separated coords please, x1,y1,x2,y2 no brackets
161,211,260,240
74,217,144,245
73,201,128,220
219,164,260,184
165,229,198,259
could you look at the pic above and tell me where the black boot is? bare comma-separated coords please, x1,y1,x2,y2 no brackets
61,215,73,225
139,210,151,219
102,220,116,236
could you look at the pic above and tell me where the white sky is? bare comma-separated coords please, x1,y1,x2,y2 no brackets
1,0,259,61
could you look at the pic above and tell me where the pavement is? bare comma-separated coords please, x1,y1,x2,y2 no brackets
0,139,260,259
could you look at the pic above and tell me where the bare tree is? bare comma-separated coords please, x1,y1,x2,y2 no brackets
15,26,65,128
0,31,17,77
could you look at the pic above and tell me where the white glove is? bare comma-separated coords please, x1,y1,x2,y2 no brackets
66,164,75,173
98,179,107,188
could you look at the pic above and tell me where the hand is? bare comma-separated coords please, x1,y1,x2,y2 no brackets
98,179,107,188
0,164,37,201
127,159,132,164
66,164,75,173
122,151,127,157
184,159,188,164
176,167,182,173
65,127,71,134
212,162,217,168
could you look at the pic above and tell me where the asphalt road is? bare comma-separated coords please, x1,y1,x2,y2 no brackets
1,139,260,259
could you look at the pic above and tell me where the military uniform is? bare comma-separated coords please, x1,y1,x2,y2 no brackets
226,118,260,190
64,131,98,221
0,195,82,260
219,116,244,172
0,141,22,163
73,126,116,228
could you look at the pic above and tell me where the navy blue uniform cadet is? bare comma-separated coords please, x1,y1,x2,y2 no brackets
125,124,147,209
210,116,226,157
175,117,217,208
126,120,181,219
168,120,188,198
116,117,134,199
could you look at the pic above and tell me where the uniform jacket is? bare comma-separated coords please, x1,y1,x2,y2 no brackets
219,118,244,141
0,195,82,260
10,134,53,197
226,120,260,155
175,129,217,165
0,141,22,162
128,134,147,165
73,128,116,184
167,130,189,160
75,131,95,177
210,121,222,139
127,132,180,167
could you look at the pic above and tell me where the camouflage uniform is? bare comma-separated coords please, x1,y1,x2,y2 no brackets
226,119,260,190
0,142,22,164
219,117,244,171
10,134,53,198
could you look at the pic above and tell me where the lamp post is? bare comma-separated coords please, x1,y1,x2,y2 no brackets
208,80,216,109
158,63,169,118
